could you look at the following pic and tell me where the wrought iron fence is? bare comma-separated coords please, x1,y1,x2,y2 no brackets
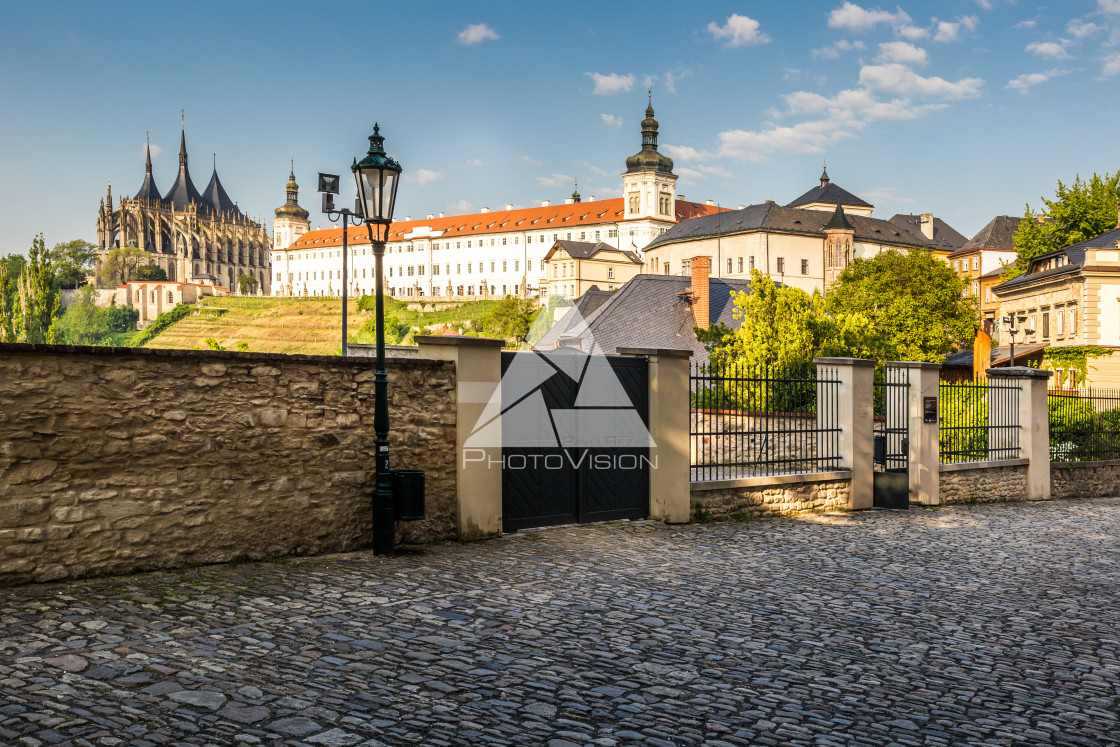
938,377,1021,464
873,366,910,472
690,361,842,481
1048,387,1120,462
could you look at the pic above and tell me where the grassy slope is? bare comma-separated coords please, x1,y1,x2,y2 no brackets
142,296,499,355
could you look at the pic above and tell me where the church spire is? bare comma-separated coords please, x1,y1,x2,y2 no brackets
625,95,674,175
134,134,163,203
820,163,830,188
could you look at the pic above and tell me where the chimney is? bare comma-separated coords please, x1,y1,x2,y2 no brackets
404,216,411,222
505,203,514,211
427,213,434,220
737,205,746,210
920,212,934,240
481,206,489,213
589,195,596,201
540,200,551,207
679,194,685,200
564,197,575,204
439,212,444,218
690,256,711,330
706,199,714,206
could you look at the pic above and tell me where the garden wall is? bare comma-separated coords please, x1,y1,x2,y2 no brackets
939,460,1029,504
0,344,456,586
1051,461,1120,500
691,472,852,519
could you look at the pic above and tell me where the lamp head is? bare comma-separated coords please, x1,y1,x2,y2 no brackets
352,123,403,225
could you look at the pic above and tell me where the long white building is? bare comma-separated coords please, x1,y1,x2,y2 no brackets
270,100,723,299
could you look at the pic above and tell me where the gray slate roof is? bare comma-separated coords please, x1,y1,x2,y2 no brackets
546,240,642,263
959,216,1026,252
888,214,968,253
645,202,928,252
787,181,872,210
533,274,754,357
995,226,1120,292
133,145,163,203
201,169,240,216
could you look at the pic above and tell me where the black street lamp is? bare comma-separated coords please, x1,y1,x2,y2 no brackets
1002,313,1034,368
316,173,362,357
352,123,403,556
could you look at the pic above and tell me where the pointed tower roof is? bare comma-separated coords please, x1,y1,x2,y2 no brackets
824,202,854,231
133,138,163,203
274,161,310,221
624,93,674,175
201,155,240,216
571,179,581,203
787,168,871,210
163,126,205,210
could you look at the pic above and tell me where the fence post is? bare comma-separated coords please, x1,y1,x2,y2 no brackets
617,347,692,524
416,335,505,539
815,357,875,509
987,366,1053,501
893,361,941,506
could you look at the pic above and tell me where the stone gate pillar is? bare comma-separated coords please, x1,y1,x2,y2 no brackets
988,367,1053,500
814,358,875,509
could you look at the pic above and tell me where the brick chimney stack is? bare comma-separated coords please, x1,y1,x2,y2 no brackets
690,256,711,330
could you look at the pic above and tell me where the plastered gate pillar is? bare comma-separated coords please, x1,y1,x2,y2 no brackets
618,348,692,523
815,358,875,509
988,366,1053,501
893,361,941,506
416,335,505,539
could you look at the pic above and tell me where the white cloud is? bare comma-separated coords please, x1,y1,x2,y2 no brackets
405,168,444,185
1007,68,1069,93
875,41,929,66
1103,52,1120,77
677,164,734,183
934,21,961,42
144,143,163,158
586,72,635,96
783,87,944,122
457,23,499,44
861,186,916,204
897,25,930,40
1068,20,1103,38
582,162,609,177
859,63,985,99
447,199,473,213
664,68,691,93
1014,18,1038,30
707,14,771,47
518,155,542,166
718,119,861,163
464,158,483,167
974,0,994,9
601,113,623,128
1101,0,1120,14
662,144,715,161
535,173,574,188
1026,41,1071,59
828,2,912,32
812,39,865,59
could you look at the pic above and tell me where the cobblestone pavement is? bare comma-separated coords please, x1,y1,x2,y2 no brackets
3,499,1120,746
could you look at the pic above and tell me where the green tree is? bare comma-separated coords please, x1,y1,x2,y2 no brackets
1008,171,1120,279
136,264,168,281
47,285,110,345
825,248,976,363
237,273,259,295
101,246,149,286
484,296,537,342
0,254,21,342
103,303,139,334
17,234,60,343
48,239,97,289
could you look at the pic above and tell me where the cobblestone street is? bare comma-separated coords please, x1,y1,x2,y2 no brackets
2,498,1119,746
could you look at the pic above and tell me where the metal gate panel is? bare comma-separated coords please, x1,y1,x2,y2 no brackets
873,365,910,510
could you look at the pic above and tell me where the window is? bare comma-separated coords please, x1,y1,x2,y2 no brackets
727,258,733,274
628,194,639,213
491,261,495,272
777,257,786,273
972,257,979,271
527,260,532,271
1070,308,1077,335
514,260,519,271
433,265,439,276
608,267,615,279
418,265,425,276
468,263,472,273
456,263,461,274
167,291,173,303
502,238,507,245
801,259,809,275
595,231,600,240
608,229,618,238
1055,308,1064,335
749,256,755,271
580,232,585,240
737,257,744,273
502,261,507,272
1042,312,1050,339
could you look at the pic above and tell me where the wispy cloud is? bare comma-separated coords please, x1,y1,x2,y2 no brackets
707,14,771,47
662,144,715,161
535,173,574,188
828,2,912,32
812,39,865,59
1068,19,1103,38
464,158,483,167
518,155,542,166
1007,68,1069,93
1014,18,1038,30
447,199,473,213
457,23,499,44
586,72,635,95
875,41,928,66
600,113,623,128
859,64,985,99
1102,52,1120,77
405,168,444,185
934,16,980,43
663,68,691,94
1026,40,1071,59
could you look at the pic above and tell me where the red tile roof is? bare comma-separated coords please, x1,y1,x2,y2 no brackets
274,199,728,252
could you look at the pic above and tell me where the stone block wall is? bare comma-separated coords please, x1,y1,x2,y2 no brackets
0,344,456,586
691,476,851,519
1051,461,1120,500
939,462,1028,504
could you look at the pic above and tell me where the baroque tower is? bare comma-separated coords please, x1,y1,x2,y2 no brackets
823,202,855,288
622,93,678,222
272,163,311,297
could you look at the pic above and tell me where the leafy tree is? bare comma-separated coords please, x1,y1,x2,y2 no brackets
17,234,60,343
101,246,149,286
1008,171,1120,279
237,273,259,295
824,248,976,364
103,303,139,334
484,296,537,342
0,255,20,342
47,285,110,345
48,239,97,289
136,264,168,281
205,338,227,351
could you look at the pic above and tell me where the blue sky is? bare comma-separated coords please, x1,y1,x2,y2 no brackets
1,0,1118,254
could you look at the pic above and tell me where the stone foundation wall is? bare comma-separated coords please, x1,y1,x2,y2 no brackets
691,475,851,519
1051,461,1120,499
0,344,456,586
939,463,1028,504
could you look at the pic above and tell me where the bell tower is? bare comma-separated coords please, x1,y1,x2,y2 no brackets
621,93,677,223
273,162,311,296
823,202,855,288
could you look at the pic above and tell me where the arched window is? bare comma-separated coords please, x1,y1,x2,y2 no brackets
167,291,174,304
151,290,156,303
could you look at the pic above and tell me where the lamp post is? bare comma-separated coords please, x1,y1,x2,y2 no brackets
316,173,362,356
1002,313,1034,367
352,123,402,556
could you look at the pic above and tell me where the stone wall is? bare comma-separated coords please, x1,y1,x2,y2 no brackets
691,475,851,519
1051,461,1120,500
0,344,456,585
939,462,1028,504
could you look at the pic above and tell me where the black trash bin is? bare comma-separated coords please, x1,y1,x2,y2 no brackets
391,469,425,521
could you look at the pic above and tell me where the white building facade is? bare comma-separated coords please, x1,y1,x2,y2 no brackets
269,101,723,299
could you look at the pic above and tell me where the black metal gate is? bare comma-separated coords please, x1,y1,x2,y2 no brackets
500,350,650,532
873,365,910,509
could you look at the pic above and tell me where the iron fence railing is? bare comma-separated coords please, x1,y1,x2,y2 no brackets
690,361,842,481
939,377,1021,464
1049,387,1120,462
873,366,910,472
